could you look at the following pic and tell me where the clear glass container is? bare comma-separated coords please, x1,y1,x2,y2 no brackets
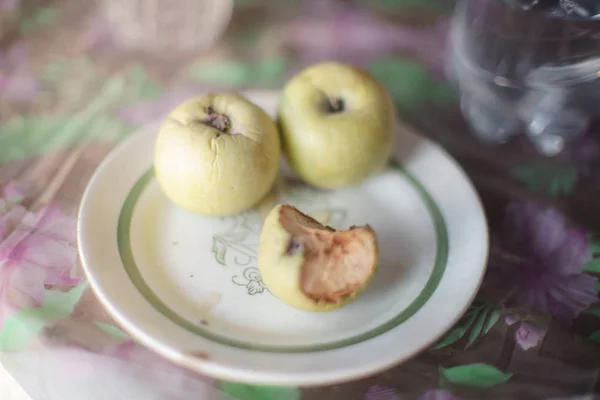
447,0,600,155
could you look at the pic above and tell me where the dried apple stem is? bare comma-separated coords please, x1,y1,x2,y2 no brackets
326,97,344,113
203,106,230,133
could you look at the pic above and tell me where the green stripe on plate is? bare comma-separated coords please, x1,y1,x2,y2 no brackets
117,161,449,353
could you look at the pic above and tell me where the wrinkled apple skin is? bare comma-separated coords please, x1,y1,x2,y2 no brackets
154,93,281,216
278,62,396,189
258,204,375,312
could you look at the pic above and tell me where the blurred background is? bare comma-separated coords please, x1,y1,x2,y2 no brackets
2,1,600,398
0,0,454,150
2,0,600,228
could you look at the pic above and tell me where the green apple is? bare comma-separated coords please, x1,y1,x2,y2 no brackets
154,93,281,216
278,62,396,189
258,204,378,312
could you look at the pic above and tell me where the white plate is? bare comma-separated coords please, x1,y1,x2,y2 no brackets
78,90,488,387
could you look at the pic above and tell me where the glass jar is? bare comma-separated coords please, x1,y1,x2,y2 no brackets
447,0,600,155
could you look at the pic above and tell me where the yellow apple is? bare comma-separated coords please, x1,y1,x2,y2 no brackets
154,93,281,216
278,62,396,189
258,204,378,312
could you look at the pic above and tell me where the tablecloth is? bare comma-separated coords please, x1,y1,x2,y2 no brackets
1,0,600,399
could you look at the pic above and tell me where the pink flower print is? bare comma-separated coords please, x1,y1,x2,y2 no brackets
561,121,600,187
104,339,138,360
486,201,598,324
82,15,123,55
102,339,209,393
0,203,81,329
283,0,449,77
364,385,399,400
1,181,24,203
0,0,19,12
505,315,544,351
0,42,38,103
0,181,26,242
504,313,519,326
515,321,543,351
416,390,464,400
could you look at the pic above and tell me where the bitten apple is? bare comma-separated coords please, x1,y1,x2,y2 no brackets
258,204,378,312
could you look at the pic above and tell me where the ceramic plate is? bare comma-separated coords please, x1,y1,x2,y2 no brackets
78,90,488,387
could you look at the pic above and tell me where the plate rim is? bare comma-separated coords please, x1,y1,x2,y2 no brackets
78,90,489,386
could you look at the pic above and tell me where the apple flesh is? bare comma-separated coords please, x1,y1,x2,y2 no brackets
278,62,396,189
258,204,378,312
154,93,281,216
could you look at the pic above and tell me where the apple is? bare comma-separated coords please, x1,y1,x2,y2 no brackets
277,62,396,189
154,93,281,216
258,204,378,312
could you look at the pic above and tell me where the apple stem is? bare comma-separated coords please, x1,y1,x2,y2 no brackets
327,97,344,113
203,106,230,133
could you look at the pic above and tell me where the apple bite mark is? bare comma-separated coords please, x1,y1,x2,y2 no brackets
278,205,378,304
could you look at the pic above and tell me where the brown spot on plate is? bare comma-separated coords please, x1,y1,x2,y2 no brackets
188,352,210,360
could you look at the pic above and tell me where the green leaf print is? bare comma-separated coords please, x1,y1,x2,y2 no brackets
122,64,162,103
432,306,481,349
367,57,455,112
2,61,160,162
510,162,578,197
95,322,130,342
188,58,288,88
583,258,600,274
483,305,502,335
588,330,600,343
590,240,600,256
19,7,59,35
233,0,261,6
432,303,501,350
439,364,513,388
466,307,490,349
255,57,288,87
0,283,87,351
584,308,600,318
189,61,252,86
218,382,300,400
0,114,131,163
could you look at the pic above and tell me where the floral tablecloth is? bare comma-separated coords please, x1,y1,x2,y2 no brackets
1,0,600,399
